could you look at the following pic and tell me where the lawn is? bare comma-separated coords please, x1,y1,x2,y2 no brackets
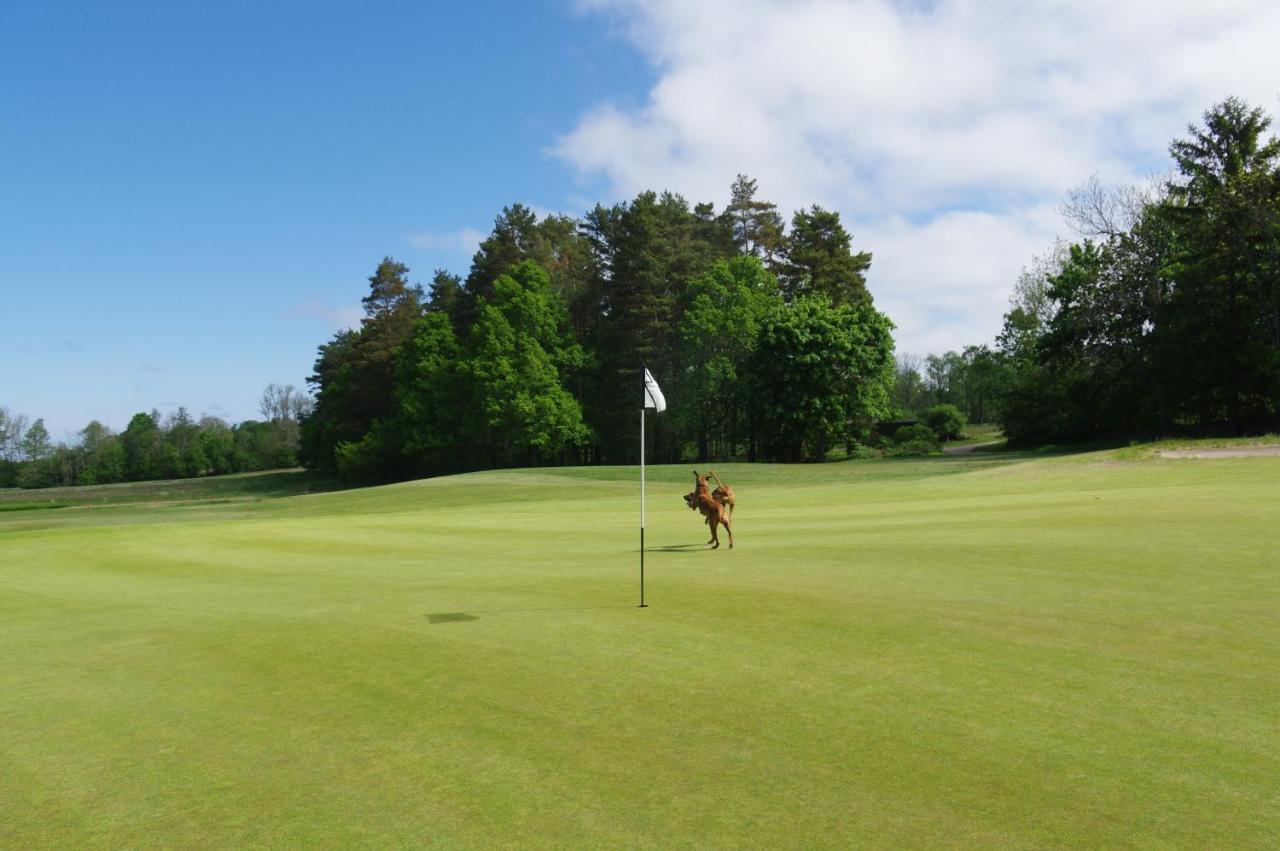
1,448,1277,848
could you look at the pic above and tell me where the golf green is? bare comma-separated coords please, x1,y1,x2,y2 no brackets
2,448,1277,847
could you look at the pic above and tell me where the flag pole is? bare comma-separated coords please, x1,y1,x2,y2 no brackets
639,364,647,608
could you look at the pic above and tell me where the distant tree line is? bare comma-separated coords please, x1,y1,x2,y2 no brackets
301,176,897,480
25,101,1256,487
891,348,1003,427
902,98,1280,445
0,384,311,489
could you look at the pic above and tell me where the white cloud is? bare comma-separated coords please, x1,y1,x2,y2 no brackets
407,227,485,255
856,204,1063,354
558,0,1280,353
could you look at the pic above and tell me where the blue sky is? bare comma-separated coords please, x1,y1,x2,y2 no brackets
1,1,645,438
4,0,1279,439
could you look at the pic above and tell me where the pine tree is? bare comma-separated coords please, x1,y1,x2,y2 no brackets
723,175,785,265
781,206,873,307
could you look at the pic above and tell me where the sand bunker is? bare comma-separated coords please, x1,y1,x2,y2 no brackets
1157,445,1280,459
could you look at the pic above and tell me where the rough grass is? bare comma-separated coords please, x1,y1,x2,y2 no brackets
0,468,345,509
1,446,1277,848
0,500,70,512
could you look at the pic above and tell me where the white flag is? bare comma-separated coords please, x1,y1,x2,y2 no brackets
643,368,666,413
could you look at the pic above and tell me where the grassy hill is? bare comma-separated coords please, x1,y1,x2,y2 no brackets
2,448,1277,847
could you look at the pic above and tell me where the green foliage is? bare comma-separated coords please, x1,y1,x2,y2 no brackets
676,256,781,460
298,177,900,476
887,439,939,457
893,423,937,444
898,347,1004,425
3,403,307,490
780,205,873,307
301,258,425,472
395,312,467,473
383,262,590,480
17,455,59,488
751,297,895,461
461,204,599,335
461,263,589,465
121,412,160,481
198,419,240,476
987,97,1280,444
1160,97,1280,432
334,424,392,483
923,404,967,441
724,174,785,266
20,418,51,461
582,190,728,461
79,429,125,485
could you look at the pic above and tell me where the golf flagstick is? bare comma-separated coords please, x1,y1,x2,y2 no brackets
640,401,646,607
640,365,665,608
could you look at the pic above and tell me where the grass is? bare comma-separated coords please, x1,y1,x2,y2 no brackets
2,445,1278,847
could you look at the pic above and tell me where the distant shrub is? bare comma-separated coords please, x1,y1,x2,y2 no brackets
887,439,938,457
894,423,936,444
923,404,967,441
334,422,398,483
16,457,59,489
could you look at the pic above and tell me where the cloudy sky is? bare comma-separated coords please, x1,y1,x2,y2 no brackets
3,0,1279,436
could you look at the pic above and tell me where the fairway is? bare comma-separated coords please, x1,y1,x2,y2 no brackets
2,450,1277,848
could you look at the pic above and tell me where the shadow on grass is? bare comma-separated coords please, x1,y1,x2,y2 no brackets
427,613,480,624
427,604,636,623
646,543,706,553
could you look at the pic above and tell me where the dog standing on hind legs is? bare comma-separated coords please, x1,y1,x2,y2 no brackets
684,470,734,549
707,470,735,520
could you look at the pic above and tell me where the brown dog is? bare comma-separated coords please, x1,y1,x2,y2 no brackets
708,470,735,519
684,471,735,518
684,470,734,549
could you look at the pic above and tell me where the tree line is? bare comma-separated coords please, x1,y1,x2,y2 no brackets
301,176,897,480
16,99,1264,490
899,98,1280,445
0,384,311,489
